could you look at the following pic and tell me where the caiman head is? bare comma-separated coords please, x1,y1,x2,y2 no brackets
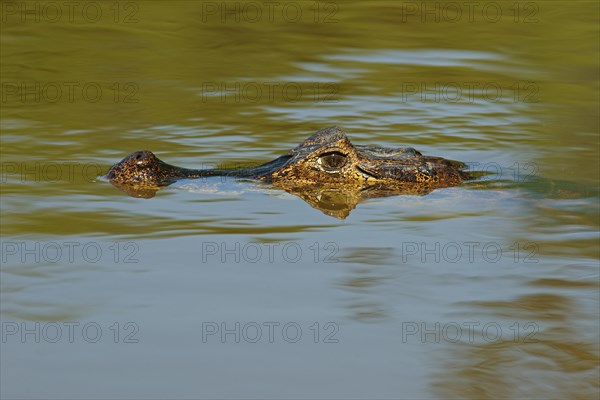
261,126,469,187
106,150,207,189
107,150,180,187
105,126,471,203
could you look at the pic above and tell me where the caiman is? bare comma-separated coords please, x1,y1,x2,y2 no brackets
106,126,472,218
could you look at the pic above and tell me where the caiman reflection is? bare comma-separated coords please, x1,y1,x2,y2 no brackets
106,126,472,218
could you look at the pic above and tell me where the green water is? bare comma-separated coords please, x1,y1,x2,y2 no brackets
1,1,598,399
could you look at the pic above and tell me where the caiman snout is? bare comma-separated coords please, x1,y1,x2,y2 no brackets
356,160,430,182
120,150,158,167
356,158,467,184
106,150,177,186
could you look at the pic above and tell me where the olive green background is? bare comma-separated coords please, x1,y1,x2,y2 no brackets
1,1,598,399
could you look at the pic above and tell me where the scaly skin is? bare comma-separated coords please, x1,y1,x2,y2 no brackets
106,126,470,190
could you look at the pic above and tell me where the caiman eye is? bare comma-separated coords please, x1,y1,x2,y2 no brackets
317,151,347,172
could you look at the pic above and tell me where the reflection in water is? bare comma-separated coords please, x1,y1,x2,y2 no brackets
109,170,593,219
109,179,454,219
276,183,452,219
109,182,159,199
433,293,600,399
336,247,396,321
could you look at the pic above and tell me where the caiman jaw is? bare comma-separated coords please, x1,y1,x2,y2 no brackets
355,165,379,180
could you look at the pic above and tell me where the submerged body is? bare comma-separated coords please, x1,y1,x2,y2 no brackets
107,126,470,189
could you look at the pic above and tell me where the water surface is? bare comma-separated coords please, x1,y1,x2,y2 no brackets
1,1,598,399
